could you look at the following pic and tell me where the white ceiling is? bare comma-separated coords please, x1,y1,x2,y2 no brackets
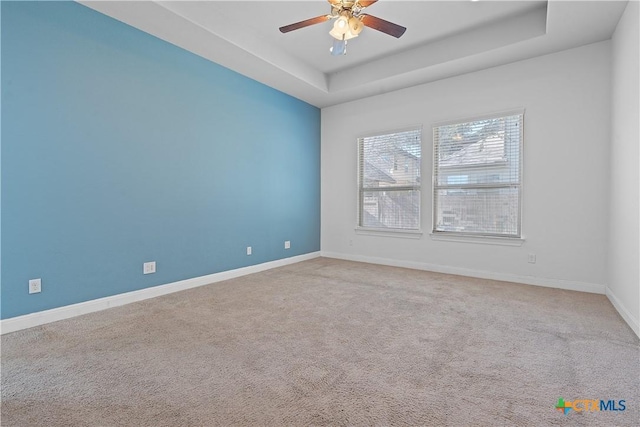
79,1,628,108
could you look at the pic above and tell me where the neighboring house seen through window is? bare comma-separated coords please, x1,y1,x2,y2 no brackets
358,127,422,231
433,111,523,237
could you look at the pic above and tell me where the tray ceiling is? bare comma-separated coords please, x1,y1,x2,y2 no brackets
80,1,628,107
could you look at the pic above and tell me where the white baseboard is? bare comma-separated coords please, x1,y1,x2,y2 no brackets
321,251,606,294
605,285,640,338
8,251,630,337
1,252,321,335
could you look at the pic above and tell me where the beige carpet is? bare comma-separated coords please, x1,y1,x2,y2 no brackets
2,258,638,426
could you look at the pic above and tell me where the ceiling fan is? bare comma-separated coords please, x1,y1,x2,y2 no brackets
279,0,406,56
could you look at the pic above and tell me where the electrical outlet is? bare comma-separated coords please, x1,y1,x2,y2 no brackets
143,261,156,274
284,241,291,249
247,246,252,255
29,278,41,294
528,253,536,264
349,239,353,246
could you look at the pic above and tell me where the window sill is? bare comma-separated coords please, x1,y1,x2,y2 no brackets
430,232,525,246
355,227,423,239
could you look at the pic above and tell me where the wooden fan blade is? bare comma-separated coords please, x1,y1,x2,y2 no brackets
279,15,331,33
360,14,406,38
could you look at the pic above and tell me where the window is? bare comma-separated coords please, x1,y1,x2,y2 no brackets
433,111,523,237
358,127,422,231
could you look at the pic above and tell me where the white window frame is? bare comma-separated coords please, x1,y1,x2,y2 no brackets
431,109,524,241
356,126,423,237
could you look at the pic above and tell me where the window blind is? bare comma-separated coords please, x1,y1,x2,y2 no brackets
433,112,523,237
358,127,422,230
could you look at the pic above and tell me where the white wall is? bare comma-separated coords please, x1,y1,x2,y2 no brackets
608,0,639,336
321,41,611,293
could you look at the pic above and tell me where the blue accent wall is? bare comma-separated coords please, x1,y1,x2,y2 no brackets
1,2,321,319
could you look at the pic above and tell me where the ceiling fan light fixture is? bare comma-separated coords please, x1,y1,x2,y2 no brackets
330,15,359,40
331,28,359,41
329,26,343,40
348,16,363,35
332,15,349,35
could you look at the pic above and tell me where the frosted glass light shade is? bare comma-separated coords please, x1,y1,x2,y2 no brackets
348,17,363,35
333,16,349,35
